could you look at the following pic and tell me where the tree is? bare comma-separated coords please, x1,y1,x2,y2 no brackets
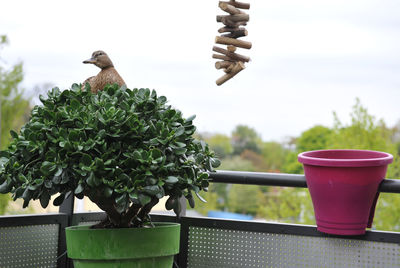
281,152,304,174
208,156,257,213
231,125,262,155
297,125,332,152
204,133,233,158
218,155,256,171
227,184,262,215
281,125,332,174
258,187,314,224
0,35,30,149
328,99,400,231
240,149,270,171
261,141,289,172
277,99,400,230
328,99,400,178
329,99,393,152
0,35,30,214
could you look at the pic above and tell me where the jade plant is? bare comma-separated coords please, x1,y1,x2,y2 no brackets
0,84,220,228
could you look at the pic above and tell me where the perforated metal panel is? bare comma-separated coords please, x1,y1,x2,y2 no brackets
0,224,59,268
188,226,400,268
78,221,99,226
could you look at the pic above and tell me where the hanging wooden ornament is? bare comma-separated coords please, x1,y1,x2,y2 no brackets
213,0,251,85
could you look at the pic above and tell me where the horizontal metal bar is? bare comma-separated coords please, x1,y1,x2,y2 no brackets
0,213,68,227
208,170,400,193
181,215,400,244
379,178,400,193
209,170,307,187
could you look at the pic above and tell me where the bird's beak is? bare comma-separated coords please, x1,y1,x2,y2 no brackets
83,57,96,64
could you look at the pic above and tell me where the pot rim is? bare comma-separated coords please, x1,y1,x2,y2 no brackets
65,222,180,260
298,149,393,167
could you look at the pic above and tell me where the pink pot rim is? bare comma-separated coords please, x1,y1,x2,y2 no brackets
298,149,393,167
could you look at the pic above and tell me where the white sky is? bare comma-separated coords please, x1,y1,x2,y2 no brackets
1,0,400,141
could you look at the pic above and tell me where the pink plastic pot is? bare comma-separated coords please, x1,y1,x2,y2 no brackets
298,149,393,235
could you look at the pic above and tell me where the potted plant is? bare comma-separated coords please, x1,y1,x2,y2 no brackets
298,149,393,235
0,84,220,267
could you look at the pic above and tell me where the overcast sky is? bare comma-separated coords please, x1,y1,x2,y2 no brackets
2,0,400,141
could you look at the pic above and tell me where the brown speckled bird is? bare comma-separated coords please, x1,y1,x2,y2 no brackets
82,50,125,93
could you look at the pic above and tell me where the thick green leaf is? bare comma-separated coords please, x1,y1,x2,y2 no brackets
165,196,176,210
44,180,53,189
201,180,209,188
165,176,179,184
71,83,81,92
198,173,208,180
185,115,196,122
187,194,195,208
70,99,80,110
174,142,186,148
53,194,65,206
22,188,32,201
0,181,10,194
68,131,79,142
54,166,63,177
80,154,92,167
40,161,57,176
74,184,84,194
10,130,18,139
132,151,141,161
22,199,30,208
34,179,44,185
118,173,130,182
14,187,24,199
164,163,175,169
115,194,127,205
28,184,40,190
146,177,158,185
157,96,167,104
104,187,113,198
129,192,138,200
195,191,207,203
142,185,161,196
18,174,27,182
52,175,61,184
40,191,51,208
138,194,151,205
174,148,187,155
173,199,182,215
86,172,98,187
174,126,185,137
211,158,221,168
150,148,162,159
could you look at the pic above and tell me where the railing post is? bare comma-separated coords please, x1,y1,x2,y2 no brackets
179,196,187,217
56,215,69,268
59,194,75,225
59,194,75,268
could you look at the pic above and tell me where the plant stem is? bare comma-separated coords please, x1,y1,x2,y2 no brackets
133,197,159,227
120,203,141,227
86,190,122,227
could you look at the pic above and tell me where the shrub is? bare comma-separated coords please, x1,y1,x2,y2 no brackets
0,84,220,228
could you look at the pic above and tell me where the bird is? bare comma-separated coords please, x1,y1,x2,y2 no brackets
82,50,125,93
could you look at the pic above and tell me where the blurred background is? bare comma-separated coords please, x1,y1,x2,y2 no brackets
1,0,400,231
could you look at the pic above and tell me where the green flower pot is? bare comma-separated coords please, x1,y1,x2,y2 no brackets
65,222,180,268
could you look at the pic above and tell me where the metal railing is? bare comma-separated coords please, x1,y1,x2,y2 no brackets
0,170,399,268
209,170,400,193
